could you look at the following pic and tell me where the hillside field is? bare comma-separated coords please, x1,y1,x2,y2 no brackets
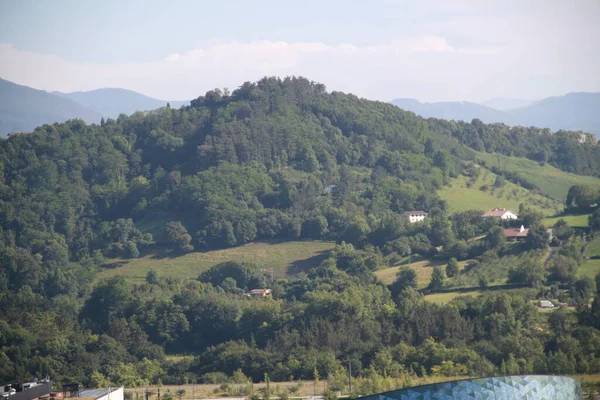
375,259,469,288
99,241,334,284
438,168,562,215
543,213,590,228
475,152,600,201
579,236,600,279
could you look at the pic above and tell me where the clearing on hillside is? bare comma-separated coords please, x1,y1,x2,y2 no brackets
375,259,469,288
578,236,600,279
99,240,334,283
424,290,482,304
438,167,562,215
475,152,600,201
543,213,590,228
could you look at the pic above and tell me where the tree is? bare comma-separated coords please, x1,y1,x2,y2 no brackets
525,225,549,250
429,267,445,291
508,257,547,287
572,277,596,305
494,175,506,188
486,226,506,250
301,216,329,239
551,255,578,284
146,269,159,285
566,185,599,211
446,257,459,278
390,267,418,297
552,219,572,241
590,209,600,231
166,221,194,252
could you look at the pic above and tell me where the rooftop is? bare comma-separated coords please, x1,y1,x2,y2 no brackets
483,208,515,217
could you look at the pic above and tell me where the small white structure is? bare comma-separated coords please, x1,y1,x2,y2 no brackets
403,211,428,223
324,185,337,193
249,288,272,297
538,300,555,309
483,208,518,220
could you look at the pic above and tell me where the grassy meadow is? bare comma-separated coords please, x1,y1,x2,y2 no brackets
475,152,600,201
375,259,469,288
578,236,600,279
99,241,334,284
543,213,590,228
438,168,562,215
424,290,482,304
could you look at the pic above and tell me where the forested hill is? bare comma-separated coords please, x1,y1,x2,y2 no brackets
1,76,600,262
2,77,600,388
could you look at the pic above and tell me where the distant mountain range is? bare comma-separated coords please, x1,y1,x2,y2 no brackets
1,76,598,138
480,97,534,111
53,88,189,119
0,77,189,136
0,78,102,135
392,93,600,137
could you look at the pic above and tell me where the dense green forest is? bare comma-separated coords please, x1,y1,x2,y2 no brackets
1,77,600,392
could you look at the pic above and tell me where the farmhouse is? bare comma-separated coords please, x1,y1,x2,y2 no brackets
403,211,427,223
503,225,553,242
483,208,518,220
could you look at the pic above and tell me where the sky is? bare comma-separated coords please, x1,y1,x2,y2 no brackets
1,0,599,102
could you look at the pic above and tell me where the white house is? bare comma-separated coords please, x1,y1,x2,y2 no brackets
482,208,518,220
403,211,428,223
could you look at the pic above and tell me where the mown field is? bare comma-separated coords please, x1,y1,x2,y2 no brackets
375,259,470,288
475,152,600,201
543,213,590,228
579,236,600,279
99,241,334,283
424,290,482,304
438,168,562,215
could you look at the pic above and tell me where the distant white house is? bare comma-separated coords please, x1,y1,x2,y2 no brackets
483,208,518,220
324,185,337,193
403,211,428,223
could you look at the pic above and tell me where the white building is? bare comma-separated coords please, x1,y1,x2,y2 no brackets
538,300,555,309
482,208,518,220
403,211,428,223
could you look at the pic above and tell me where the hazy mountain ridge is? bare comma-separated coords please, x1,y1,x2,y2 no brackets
392,92,600,137
0,77,189,136
54,88,189,119
0,77,102,135
480,97,534,111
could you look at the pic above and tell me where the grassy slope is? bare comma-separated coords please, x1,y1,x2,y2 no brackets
424,290,482,304
438,168,562,215
99,241,334,284
543,214,590,228
579,236,600,279
375,259,469,288
476,152,600,201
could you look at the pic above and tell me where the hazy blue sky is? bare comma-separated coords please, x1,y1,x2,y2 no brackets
1,0,599,101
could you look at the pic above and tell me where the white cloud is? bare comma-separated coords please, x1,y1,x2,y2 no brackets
0,30,598,102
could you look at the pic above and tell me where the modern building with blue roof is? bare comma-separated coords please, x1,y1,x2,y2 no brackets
357,375,581,400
